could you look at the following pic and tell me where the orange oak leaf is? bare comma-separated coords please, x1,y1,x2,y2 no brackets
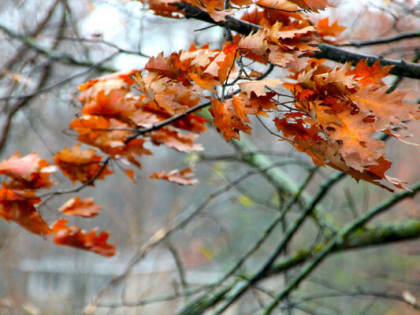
267,45,296,67
54,144,112,184
238,30,268,58
146,52,183,79
256,0,300,12
188,72,219,91
150,127,203,152
180,44,218,68
151,168,198,185
172,113,208,134
70,115,152,167
322,103,385,171
280,59,419,190
79,71,139,121
314,63,358,91
350,85,420,133
124,169,136,182
316,17,346,38
204,43,239,83
59,197,101,218
81,88,139,122
79,70,137,91
209,98,252,141
239,79,283,97
134,70,202,115
0,153,55,189
50,218,115,257
0,186,49,235
269,22,315,41
273,115,404,191
288,0,332,11
139,0,181,18
217,43,238,83
349,60,393,87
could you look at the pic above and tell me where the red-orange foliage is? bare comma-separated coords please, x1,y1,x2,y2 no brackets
50,219,115,257
0,0,418,256
59,197,101,218
54,144,112,184
151,168,199,185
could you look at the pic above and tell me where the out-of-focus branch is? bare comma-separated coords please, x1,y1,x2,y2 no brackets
174,217,420,314
268,218,420,275
231,136,339,232
85,165,288,314
62,216,420,311
0,52,117,102
213,172,345,314
264,182,420,314
58,36,150,57
176,216,420,315
179,172,345,315
291,289,420,311
0,24,116,72
0,3,67,153
0,0,60,79
201,167,318,297
166,241,189,294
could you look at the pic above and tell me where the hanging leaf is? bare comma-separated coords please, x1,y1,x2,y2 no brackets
0,186,49,235
0,153,55,189
151,168,198,185
59,197,101,218
50,219,115,257
54,144,112,184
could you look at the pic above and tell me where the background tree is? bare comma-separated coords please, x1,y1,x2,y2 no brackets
0,0,420,314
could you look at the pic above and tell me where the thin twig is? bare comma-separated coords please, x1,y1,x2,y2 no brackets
0,53,118,102
340,30,420,47
84,164,293,314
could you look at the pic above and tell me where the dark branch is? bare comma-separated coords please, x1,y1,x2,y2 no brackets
263,182,420,314
341,29,420,47
315,43,420,79
177,188,420,315
174,2,259,34
174,2,420,80
0,24,116,72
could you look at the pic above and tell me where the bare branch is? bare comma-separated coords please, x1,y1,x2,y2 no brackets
0,24,116,72
263,182,420,314
340,29,420,47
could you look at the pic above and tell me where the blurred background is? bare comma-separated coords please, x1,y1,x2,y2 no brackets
0,0,420,314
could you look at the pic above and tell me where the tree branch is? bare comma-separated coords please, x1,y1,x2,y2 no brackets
263,181,420,314
176,217,420,314
174,2,420,80
268,218,420,276
0,24,116,72
179,171,345,315
231,136,339,232
314,43,420,79
341,29,420,47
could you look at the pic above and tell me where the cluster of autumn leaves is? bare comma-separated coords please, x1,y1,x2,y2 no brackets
0,0,418,256
0,153,114,256
279,60,419,191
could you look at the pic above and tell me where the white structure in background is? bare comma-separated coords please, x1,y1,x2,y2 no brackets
18,250,231,314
